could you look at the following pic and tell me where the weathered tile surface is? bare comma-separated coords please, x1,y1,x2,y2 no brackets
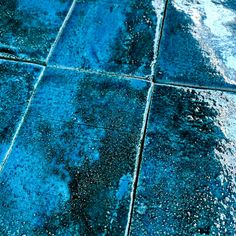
155,0,236,89
0,0,73,63
0,60,42,161
49,0,165,77
131,85,236,235
0,68,150,235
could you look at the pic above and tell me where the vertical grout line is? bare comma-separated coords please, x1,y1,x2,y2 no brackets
0,67,46,174
125,0,169,235
125,82,154,236
151,0,169,81
45,0,77,64
0,0,77,175
150,0,168,78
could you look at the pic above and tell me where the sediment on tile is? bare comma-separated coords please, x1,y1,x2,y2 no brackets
0,68,150,235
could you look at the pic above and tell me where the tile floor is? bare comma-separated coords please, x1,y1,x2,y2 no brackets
0,0,235,235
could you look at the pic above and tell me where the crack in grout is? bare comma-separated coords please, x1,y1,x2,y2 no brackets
125,1,169,235
0,0,77,175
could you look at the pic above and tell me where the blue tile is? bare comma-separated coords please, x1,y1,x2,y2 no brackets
0,68,150,235
49,0,165,77
0,0,73,63
131,85,236,235
155,0,236,89
0,60,42,162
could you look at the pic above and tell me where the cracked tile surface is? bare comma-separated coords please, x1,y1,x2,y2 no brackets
155,0,236,89
48,0,165,77
0,0,73,64
130,85,236,235
0,68,150,235
0,60,42,162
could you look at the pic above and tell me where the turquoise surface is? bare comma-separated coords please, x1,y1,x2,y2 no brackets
0,0,235,235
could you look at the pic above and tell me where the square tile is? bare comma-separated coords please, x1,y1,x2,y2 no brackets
131,85,236,235
155,0,236,89
0,68,150,235
0,0,73,64
0,59,42,161
49,0,166,77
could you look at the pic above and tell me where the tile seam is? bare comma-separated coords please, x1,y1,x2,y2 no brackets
125,0,169,235
45,0,77,64
151,0,169,78
0,56,46,67
150,0,169,81
0,0,77,174
48,65,150,82
125,82,154,236
0,67,46,174
154,80,236,93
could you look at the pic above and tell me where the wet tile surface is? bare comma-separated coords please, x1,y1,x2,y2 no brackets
131,85,236,235
0,68,150,235
0,0,73,63
49,0,165,77
155,0,236,89
0,60,42,161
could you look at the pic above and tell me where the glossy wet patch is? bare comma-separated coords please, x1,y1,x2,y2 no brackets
130,85,236,235
0,59,42,162
0,0,73,64
0,67,150,235
48,0,166,77
155,0,236,89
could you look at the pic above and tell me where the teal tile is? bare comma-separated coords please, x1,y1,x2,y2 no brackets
49,0,166,77
155,0,236,89
0,0,73,63
131,85,236,235
0,68,150,235
0,59,42,162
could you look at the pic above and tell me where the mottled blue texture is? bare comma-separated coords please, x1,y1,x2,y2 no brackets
0,60,42,161
131,86,236,235
49,0,159,76
155,0,236,89
0,0,73,63
0,0,236,235
0,68,150,235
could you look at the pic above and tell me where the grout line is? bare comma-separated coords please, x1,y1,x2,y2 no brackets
125,83,154,236
48,65,150,82
151,0,169,78
0,0,77,175
0,56,46,67
0,67,46,175
154,80,236,93
124,1,169,235
45,0,77,64
150,0,169,80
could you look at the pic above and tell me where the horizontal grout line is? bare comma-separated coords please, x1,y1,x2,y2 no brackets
0,55,46,67
154,80,236,93
1,54,235,94
48,65,151,82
